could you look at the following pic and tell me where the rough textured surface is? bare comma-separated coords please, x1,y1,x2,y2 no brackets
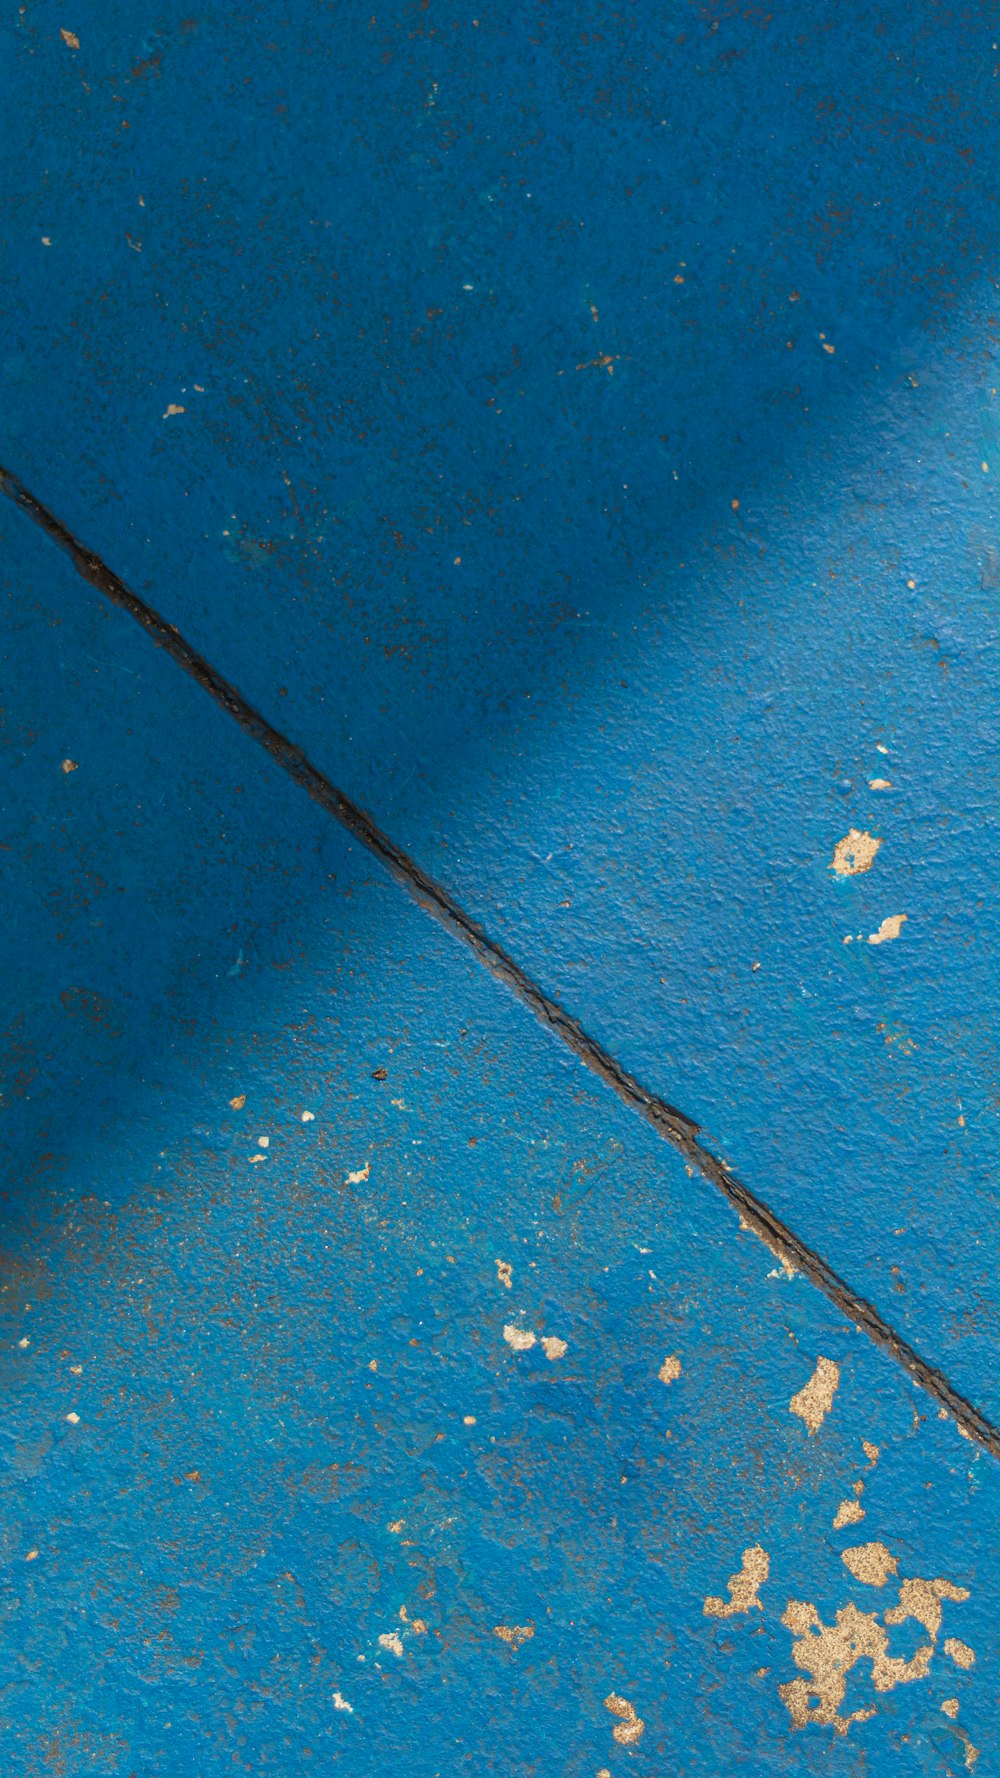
2,2,1000,1769
1,507,997,1774
4,0,1000,1406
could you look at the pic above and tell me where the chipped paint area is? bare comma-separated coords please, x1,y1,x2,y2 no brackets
704,1545,770,1618
658,1353,682,1384
603,1693,644,1745
495,1258,513,1289
789,1357,840,1433
868,913,907,945
345,1162,370,1184
833,1498,865,1528
502,1323,536,1352
831,828,882,875
494,1623,534,1649
540,1334,567,1359
841,1541,898,1586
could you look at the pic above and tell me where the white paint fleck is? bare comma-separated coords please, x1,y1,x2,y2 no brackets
301,1110,315,1122
66,1412,80,1425
332,1691,353,1712
868,778,892,790
378,1631,404,1657
346,1163,370,1185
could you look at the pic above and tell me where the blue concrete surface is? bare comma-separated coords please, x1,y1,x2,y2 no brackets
1,504,996,1774
4,0,1000,1409
3,1,1000,1769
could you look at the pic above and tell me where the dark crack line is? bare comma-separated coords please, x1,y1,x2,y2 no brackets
4,459,998,1460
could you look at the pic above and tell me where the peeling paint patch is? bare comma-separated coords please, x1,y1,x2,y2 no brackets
704,1545,769,1618
541,1335,567,1360
377,1631,404,1657
494,1623,534,1649
944,1637,976,1669
789,1357,840,1433
346,1163,370,1185
658,1354,682,1384
868,913,907,945
603,1693,644,1745
60,28,80,48
833,1499,865,1529
503,1324,536,1352
332,1691,353,1712
942,1699,960,1718
842,1543,898,1587
495,1259,513,1289
831,829,881,875
868,778,892,790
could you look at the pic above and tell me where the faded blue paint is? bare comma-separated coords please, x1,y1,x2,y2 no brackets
2,1,1000,1769
1,504,996,1773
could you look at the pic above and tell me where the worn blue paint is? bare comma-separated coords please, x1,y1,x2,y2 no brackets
1,503,996,1773
2,1,1000,1769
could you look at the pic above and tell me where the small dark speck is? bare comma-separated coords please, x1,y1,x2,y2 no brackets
372,1066,388,1081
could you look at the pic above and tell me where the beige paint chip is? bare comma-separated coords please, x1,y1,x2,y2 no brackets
833,1499,865,1529
942,1698,960,1718
377,1631,404,1657
332,1691,353,1712
868,778,892,790
868,914,907,946
604,1693,644,1745
789,1357,840,1433
944,1637,976,1669
494,1623,534,1649
503,1324,536,1352
346,1163,370,1185
541,1335,567,1360
60,28,80,47
163,404,185,418
831,829,882,875
658,1354,682,1384
230,1093,246,1110
495,1259,513,1289
61,758,78,774
862,1440,880,1463
841,1542,897,1587
704,1545,769,1618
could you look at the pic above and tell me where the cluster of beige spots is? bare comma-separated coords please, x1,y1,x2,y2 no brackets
603,1693,644,1745
779,1549,972,1736
658,1354,682,1385
831,829,882,875
704,1546,770,1619
789,1357,840,1434
502,1324,568,1360
494,1623,534,1649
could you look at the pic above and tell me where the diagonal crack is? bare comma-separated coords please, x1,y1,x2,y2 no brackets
3,459,998,1460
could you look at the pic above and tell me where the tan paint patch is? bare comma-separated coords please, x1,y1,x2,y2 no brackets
842,1543,898,1587
789,1357,840,1433
958,1730,980,1770
332,1691,352,1712
163,404,185,418
886,1577,969,1640
833,1499,865,1529
494,1623,534,1649
378,1632,403,1657
495,1260,513,1289
61,758,78,774
346,1163,370,1185
862,1440,880,1463
868,778,892,790
503,1325,536,1352
868,913,907,945
704,1545,770,1618
779,1598,933,1734
659,1354,682,1384
60,28,80,47
541,1335,567,1360
832,829,882,875
944,1638,976,1669
230,1093,246,1110
942,1698,960,1718
604,1693,644,1745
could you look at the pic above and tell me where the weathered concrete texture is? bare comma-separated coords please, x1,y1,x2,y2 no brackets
4,0,1000,1408
0,493,996,1775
